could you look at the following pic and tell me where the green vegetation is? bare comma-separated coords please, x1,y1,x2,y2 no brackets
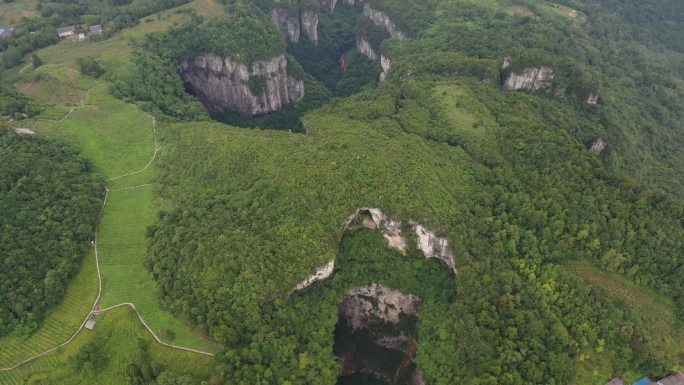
2,0,684,383
146,76,684,382
0,0,193,69
30,82,216,352
365,0,437,36
0,81,32,117
0,307,214,385
0,131,102,337
75,57,104,78
0,246,97,369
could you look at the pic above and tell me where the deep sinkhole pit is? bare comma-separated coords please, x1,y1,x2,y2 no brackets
333,284,424,385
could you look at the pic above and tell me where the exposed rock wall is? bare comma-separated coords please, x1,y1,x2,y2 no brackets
337,284,422,383
590,137,607,155
301,10,319,43
178,53,305,116
363,3,406,40
587,92,599,105
356,35,378,61
271,5,319,44
503,67,555,92
271,7,300,42
319,0,338,13
342,207,457,273
502,56,512,70
343,208,407,254
380,53,391,81
339,284,420,331
410,222,457,273
294,260,335,291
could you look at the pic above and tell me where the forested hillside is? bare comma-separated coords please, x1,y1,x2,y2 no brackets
0,130,102,337
1,0,683,383
147,78,684,384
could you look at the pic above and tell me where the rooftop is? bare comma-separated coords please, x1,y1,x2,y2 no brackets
650,374,684,385
57,26,76,34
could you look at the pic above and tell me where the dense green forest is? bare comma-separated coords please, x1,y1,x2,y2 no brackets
137,0,684,383
148,73,684,383
0,130,102,337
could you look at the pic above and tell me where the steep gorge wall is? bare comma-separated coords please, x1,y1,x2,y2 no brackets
503,66,555,92
270,6,319,43
178,53,304,116
336,284,425,385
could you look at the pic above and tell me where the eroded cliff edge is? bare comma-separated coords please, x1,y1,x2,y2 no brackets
178,53,305,116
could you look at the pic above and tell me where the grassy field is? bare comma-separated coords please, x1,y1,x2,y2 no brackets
0,1,221,380
31,82,216,352
0,0,37,26
0,250,98,370
565,260,684,383
0,307,213,385
1,76,215,377
97,184,216,351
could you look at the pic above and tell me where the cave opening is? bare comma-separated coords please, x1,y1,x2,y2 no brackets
333,284,424,385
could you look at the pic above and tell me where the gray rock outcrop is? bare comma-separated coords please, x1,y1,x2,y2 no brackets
178,53,305,116
339,284,420,331
343,208,407,253
410,222,457,273
270,7,300,42
342,207,457,273
502,55,512,70
270,5,319,44
319,0,338,13
590,137,607,155
587,92,599,105
356,35,378,61
301,10,319,44
294,260,335,291
503,67,555,92
363,3,406,40
380,53,391,81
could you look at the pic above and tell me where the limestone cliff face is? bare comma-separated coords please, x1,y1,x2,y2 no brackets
318,0,338,13
343,208,407,254
590,137,607,155
294,260,335,291
342,208,457,273
356,35,378,60
271,7,300,42
380,53,391,81
339,284,420,331
337,284,422,382
301,10,319,43
503,67,555,92
363,3,406,40
178,53,305,116
409,222,457,273
270,6,319,44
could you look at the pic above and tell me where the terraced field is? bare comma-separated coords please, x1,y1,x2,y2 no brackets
1,77,215,380
0,308,213,384
0,250,98,370
38,83,216,352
